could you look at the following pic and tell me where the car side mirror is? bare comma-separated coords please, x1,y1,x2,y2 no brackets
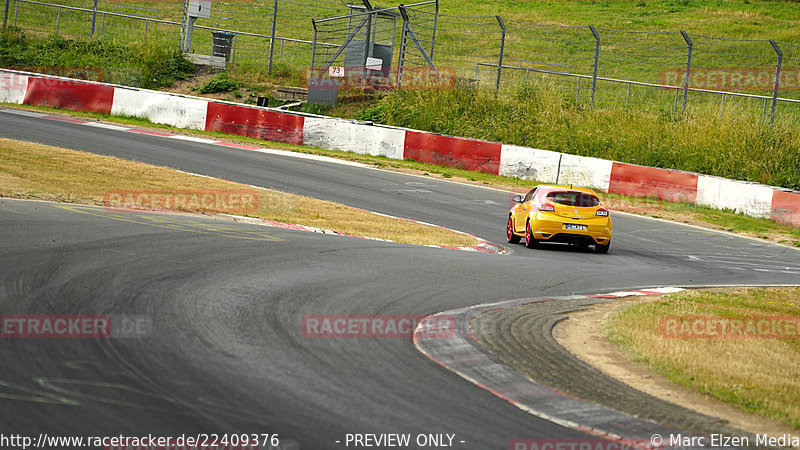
513,194,523,203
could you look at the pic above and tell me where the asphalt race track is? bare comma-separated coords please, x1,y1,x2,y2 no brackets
2,107,800,448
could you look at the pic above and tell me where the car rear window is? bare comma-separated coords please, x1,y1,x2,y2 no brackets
546,191,600,207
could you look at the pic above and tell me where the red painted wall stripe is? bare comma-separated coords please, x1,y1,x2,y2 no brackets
204,103,304,145
608,162,698,203
771,190,800,227
403,131,501,175
23,78,114,114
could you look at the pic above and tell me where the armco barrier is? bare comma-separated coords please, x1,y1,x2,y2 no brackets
24,77,114,114
0,72,28,104
696,175,774,218
303,118,405,160
111,89,208,131
498,145,561,183
772,190,800,227
404,131,502,174
1,67,799,227
205,102,304,145
608,162,699,204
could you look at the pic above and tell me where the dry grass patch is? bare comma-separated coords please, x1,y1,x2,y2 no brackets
608,287,800,429
0,138,477,247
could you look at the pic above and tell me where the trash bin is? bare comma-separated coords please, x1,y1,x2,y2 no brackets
212,31,235,62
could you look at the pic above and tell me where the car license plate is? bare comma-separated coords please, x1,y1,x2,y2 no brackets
565,224,587,231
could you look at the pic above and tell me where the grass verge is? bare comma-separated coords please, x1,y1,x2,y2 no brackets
607,287,800,429
0,137,477,247
3,102,799,248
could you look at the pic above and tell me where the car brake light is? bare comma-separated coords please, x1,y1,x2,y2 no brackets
538,203,555,212
595,208,609,217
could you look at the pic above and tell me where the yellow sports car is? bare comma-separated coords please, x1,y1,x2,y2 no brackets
507,185,613,253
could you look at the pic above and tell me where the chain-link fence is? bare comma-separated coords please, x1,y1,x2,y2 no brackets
4,0,800,121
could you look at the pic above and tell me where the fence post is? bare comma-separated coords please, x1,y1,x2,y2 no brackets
179,0,188,50
397,5,410,87
14,0,18,26
310,19,317,77
680,30,692,115
589,25,600,108
268,0,278,74
495,15,506,94
430,0,438,61
90,0,97,37
3,0,9,28
769,39,782,125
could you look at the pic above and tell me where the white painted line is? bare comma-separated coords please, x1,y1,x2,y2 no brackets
167,134,219,144
0,108,47,118
82,122,131,131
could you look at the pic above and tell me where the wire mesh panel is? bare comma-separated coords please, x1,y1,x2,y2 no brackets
11,0,94,39
501,22,594,102
423,13,500,87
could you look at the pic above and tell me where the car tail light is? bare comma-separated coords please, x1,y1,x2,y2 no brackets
538,203,555,212
595,208,609,217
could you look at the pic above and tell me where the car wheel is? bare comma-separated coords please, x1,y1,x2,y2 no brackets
525,220,539,249
507,216,521,244
595,241,610,253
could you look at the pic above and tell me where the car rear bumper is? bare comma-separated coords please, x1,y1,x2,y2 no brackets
531,215,612,245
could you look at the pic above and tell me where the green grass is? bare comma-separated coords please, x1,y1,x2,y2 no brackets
608,287,800,429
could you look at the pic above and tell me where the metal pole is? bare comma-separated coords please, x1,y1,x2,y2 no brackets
268,0,278,74
179,0,188,51
719,93,726,117
56,6,60,35
144,19,148,42
430,0,438,61
231,34,236,63
310,20,317,78
769,39,782,125
680,30,692,115
397,8,409,86
495,15,506,94
625,82,630,108
13,0,18,26
90,0,97,37
3,0,9,28
100,12,105,40
590,25,600,108
362,1,373,85
576,77,581,103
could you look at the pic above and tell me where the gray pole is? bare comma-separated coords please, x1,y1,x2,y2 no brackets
362,0,373,85
429,0,438,61
310,19,317,78
268,0,278,74
3,0,9,28
495,15,506,94
397,5,410,87
680,30,692,116
589,25,600,108
179,0,188,51
90,0,97,37
769,39,782,125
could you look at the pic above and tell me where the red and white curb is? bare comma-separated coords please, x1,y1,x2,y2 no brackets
413,287,690,444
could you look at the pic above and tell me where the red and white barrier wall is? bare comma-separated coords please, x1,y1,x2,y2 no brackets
2,68,799,227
